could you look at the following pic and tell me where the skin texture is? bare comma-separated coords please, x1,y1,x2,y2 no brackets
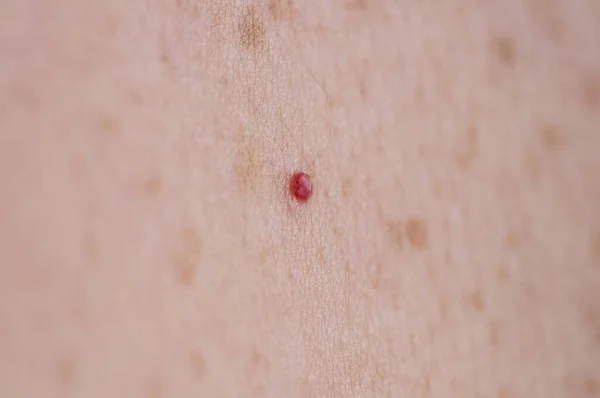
1,0,600,397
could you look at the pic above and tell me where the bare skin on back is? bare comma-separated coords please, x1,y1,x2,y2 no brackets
1,0,599,397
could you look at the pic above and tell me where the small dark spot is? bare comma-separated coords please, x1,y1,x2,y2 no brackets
346,0,367,11
129,91,144,107
104,14,119,36
145,175,163,196
189,349,206,381
423,373,431,392
497,386,509,398
490,36,517,68
523,147,542,184
239,6,267,52
505,228,529,249
468,289,486,313
540,123,565,149
56,355,77,387
341,177,353,198
405,218,428,249
173,227,203,287
386,221,403,250
496,266,510,282
591,231,600,263
371,261,383,289
438,295,449,321
250,347,271,372
146,375,164,398
489,320,500,347
455,123,479,171
268,0,295,21
96,114,120,135
83,231,98,262
359,79,368,99
580,73,600,111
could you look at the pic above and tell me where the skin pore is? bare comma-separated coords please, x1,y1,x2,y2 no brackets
1,0,599,397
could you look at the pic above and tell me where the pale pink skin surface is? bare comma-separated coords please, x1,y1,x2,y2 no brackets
1,0,600,397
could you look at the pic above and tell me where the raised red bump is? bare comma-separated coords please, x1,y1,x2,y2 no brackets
290,172,312,202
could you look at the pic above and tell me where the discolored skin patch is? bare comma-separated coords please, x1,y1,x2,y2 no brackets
233,126,265,195
173,226,203,287
386,221,404,250
455,123,479,171
56,354,78,388
188,349,206,381
268,0,295,22
490,36,517,69
579,72,600,111
539,123,565,150
591,231,600,263
144,175,163,197
489,320,500,347
95,113,121,137
239,6,267,53
467,289,486,313
405,218,428,249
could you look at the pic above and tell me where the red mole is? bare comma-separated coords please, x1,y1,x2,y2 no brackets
290,172,312,202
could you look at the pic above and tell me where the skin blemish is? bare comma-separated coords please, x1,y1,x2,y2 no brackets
290,171,312,202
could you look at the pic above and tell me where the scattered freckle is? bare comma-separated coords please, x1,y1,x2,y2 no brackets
406,218,428,249
129,91,144,106
96,114,120,135
455,123,479,171
147,375,164,398
496,266,510,282
497,386,509,398
491,36,516,68
341,177,353,198
438,296,449,321
580,73,600,110
145,175,163,196
188,350,206,381
56,355,77,387
489,321,500,346
268,0,295,21
423,373,432,392
524,148,542,184
387,221,403,250
540,123,565,149
250,348,271,372
585,378,598,395
469,289,486,313
173,227,203,287
239,6,266,52
591,231,600,262
83,231,98,262
290,171,312,202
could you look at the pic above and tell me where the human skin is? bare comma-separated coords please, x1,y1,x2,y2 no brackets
1,0,599,397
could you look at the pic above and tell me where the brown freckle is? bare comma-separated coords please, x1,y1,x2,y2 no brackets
405,218,428,249
505,228,529,248
147,376,164,398
540,123,565,149
268,0,295,21
438,295,449,321
104,14,118,36
173,227,203,287
580,73,600,111
234,128,264,195
83,232,98,262
144,175,163,196
371,261,383,289
455,123,479,171
188,350,206,381
387,221,404,250
423,373,431,392
497,386,509,398
239,6,267,52
346,0,367,10
496,266,510,282
586,378,598,395
489,321,500,346
56,355,77,387
591,231,600,262
129,91,144,106
490,36,517,68
96,114,120,135
524,148,542,184
468,289,486,313
341,177,353,198
259,247,271,264
250,347,271,372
